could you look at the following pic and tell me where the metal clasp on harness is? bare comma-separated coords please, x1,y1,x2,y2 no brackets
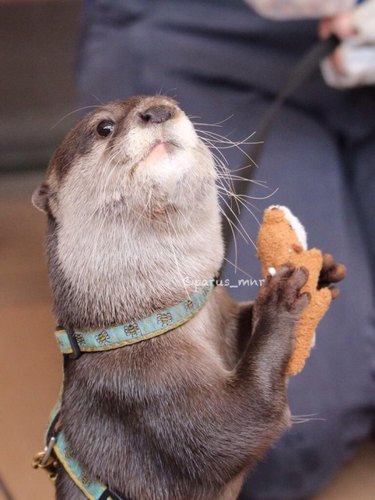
32,436,58,480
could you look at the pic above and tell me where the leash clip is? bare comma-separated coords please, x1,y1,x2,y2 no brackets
32,436,58,480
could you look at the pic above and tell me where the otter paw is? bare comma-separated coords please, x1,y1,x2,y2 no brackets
318,253,346,299
257,264,310,317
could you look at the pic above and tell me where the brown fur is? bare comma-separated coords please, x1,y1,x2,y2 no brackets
33,96,343,499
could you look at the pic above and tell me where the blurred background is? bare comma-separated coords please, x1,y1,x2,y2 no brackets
0,1,374,499
1,1,80,498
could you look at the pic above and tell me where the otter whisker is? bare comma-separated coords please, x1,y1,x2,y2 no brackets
217,192,255,248
197,129,259,148
217,185,260,225
217,172,279,201
191,114,234,128
196,127,256,143
291,414,326,424
218,180,280,201
197,129,260,169
132,184,153,230
175,208,204,237
216,174,240,215
196,138,238,204
199,135,231,170
196,128,259,148
194,142,238,212
222,256,255,280
217,184,260,208
51,105,101,130
165,212,192,300
219,206,239,270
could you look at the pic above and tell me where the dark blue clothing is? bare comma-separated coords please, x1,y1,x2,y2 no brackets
77,1,375,498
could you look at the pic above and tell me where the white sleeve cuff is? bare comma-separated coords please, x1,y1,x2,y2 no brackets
353,0,375,43
321,40,375,88
243,0,355,20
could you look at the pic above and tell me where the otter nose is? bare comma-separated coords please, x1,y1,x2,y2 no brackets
139,105,174,124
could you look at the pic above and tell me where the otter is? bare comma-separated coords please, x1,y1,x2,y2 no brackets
32,95,344,499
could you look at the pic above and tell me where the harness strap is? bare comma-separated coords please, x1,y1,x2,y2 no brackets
55,280,215,356
34,279,217,499
41,404,130,499
53,431,108,499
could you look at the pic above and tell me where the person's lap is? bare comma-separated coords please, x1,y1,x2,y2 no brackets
77,1,375,498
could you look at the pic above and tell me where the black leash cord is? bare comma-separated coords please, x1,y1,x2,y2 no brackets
222,34,341,246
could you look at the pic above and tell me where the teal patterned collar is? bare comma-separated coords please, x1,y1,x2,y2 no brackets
32,278,217,499
55,278,216,357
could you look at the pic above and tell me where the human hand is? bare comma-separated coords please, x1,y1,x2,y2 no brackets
319,11,357,79
319,11,357,40
319,1,375,88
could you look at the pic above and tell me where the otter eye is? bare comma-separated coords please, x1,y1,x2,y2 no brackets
97,120,115,137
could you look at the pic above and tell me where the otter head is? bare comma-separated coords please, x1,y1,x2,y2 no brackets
33,96,218,221
32,96,224,327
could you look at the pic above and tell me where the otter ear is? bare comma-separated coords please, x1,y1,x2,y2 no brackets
32,183,50,213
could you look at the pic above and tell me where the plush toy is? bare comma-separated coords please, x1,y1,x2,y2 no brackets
257,205,332,375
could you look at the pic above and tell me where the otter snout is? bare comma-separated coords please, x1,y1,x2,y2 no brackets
139,104,176,125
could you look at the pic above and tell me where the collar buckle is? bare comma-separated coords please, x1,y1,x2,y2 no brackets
32,436,58,480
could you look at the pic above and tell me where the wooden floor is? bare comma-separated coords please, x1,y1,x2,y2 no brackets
0,172,374,499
